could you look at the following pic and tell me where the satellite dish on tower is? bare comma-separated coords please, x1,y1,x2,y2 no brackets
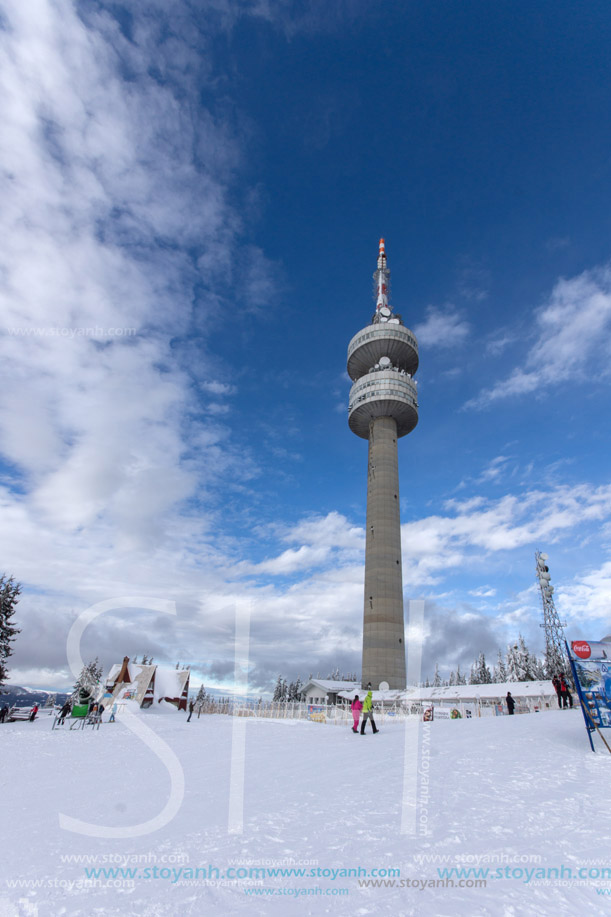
379,356,391,367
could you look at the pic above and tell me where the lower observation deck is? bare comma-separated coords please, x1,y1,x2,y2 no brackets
348,370,418,439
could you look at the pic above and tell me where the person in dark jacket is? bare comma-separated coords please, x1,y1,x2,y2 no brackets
559,676,571,708
552,675,562,708
58,701,72,725
0,704,8,723
506,692,515,715
187,700,194,722
360,691,379,734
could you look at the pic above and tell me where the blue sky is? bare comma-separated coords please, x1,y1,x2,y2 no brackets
2,0,611,692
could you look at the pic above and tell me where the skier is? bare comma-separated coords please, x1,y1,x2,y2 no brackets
109,703,117,722
506,692,515,715
187,700,194,722
0,704,8,723
360,691,379,734
351,695,363,733
29,704,39,722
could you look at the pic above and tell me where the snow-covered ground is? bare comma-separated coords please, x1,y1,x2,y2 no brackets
1,706,610,916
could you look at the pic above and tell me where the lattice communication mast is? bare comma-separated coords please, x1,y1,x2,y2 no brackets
535,550,568,678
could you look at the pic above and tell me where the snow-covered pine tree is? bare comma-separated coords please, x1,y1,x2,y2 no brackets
475,652,492,684
287,677,303,702
506,635,544,681
456,664,466,685
195,684,207,712
448,670,456,686
433,664,441,687
469,661,480,685
0,575,21,687
72,657,102,701
272,675,288,702
517,635,546,680
506,642,520,681
493,649,508,683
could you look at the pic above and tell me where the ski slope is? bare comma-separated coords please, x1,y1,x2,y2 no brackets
1,706,610,916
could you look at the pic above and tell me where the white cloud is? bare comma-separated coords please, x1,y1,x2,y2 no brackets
413,305,470,349
557,561,611,627
0,0,272,550
202,381,237,396
402,483,611,585
478,455,511,483
467,263,611,408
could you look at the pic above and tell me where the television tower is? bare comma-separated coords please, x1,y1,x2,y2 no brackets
347,239,419,690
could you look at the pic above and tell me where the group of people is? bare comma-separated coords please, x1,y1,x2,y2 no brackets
0,703,38,722
505,675,574,716
55,699,118,724
350,691,379,734
552,674,573,709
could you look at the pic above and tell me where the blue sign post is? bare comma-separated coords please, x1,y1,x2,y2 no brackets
566,640,611,754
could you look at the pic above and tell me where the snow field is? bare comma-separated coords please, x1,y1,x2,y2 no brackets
1,706,610,916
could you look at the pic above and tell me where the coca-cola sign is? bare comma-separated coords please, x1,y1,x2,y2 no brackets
572,641,591,659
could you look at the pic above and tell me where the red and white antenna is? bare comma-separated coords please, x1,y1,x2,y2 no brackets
375,238,389,312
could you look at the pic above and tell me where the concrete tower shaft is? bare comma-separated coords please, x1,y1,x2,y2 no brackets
347,239,419,691
363,415,406,688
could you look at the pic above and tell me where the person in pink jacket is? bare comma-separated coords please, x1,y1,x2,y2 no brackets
351,695,363,733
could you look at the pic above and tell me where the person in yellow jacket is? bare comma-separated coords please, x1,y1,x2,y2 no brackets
360,691,379,734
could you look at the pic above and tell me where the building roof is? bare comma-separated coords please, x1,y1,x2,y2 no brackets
404,681,555,702
301,679,361,694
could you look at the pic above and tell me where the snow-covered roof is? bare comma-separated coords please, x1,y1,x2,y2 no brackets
337,688,405,702
105,663,122,683
301,679,360,694
402,680,555,702
154,667,189,702
335,681,555,703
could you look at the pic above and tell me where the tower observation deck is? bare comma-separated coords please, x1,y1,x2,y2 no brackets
347,239,419,690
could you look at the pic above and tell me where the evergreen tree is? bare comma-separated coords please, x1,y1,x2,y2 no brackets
195,684,207,713
475,652,492,684
506,643,520,681
287,676,303,702
0,575,21,687
72,657,102,701
506,635,545,681
455,664,466,685
433,664,441,687
494,649,508,683
272,675,288,702
449,670,456,686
